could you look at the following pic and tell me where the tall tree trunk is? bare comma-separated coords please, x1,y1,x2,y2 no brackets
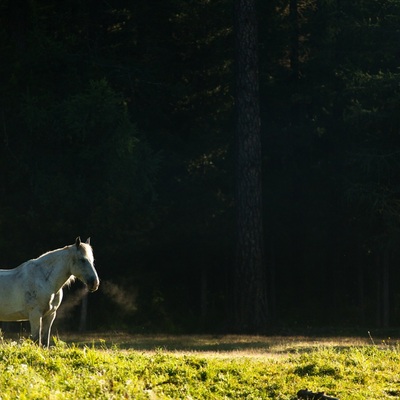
375,252,381,327
79,292,88,332
200,266,208,328
357,261,365,325
375,249,390,328
233,0,268,332
382,248,390,328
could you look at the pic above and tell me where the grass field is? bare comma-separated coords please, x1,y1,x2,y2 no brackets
0,332,399,399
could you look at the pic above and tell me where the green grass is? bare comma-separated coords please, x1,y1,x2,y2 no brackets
0,334,399,399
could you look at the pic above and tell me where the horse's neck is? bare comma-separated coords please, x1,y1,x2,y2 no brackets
37,249,72,291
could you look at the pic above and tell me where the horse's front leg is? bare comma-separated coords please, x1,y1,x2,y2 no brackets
28,310,43,346
41,290,63,347
41,312,57,348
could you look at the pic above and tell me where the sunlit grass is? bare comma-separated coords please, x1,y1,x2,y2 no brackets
0,334,398,399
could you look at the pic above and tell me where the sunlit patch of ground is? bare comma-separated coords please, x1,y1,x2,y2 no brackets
56,332,386,359
3,325,396,358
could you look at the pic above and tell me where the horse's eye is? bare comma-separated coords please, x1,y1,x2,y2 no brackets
80,258,86,263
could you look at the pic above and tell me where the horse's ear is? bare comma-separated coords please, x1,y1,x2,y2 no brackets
75,237,81,248
86,237,91,245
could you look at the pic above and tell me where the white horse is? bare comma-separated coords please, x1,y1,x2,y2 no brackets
0,237,99,347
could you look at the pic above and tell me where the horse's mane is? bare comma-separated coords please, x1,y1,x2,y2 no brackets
64,275,76,287
37,242,94,262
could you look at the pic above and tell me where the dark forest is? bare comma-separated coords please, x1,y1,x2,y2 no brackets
1,0,400,334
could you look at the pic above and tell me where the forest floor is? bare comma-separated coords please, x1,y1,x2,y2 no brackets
0,330,399,399
60,330,390,355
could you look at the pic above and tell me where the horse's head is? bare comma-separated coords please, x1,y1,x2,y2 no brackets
71,237,100,292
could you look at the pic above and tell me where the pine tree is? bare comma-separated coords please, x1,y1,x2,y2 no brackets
233,0,268,332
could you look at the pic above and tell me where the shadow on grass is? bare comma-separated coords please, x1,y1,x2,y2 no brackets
63,333,274,352
57,332,380,355
2,324,397,355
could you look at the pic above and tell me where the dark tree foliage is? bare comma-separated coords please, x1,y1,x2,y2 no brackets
1,0,400,332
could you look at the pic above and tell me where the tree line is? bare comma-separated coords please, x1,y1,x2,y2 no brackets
1,0,400,333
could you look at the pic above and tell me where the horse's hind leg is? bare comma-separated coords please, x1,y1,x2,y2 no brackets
41,312,56,348
29,311,43,346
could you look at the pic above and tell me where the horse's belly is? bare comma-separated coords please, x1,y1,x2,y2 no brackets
0,311,28,322
0,297,30,321
0,298,29,321
0,277,29,321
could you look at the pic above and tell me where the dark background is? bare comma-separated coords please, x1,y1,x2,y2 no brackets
1,0,400,333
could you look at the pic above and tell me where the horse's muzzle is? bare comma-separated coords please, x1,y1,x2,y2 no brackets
86,277,100,292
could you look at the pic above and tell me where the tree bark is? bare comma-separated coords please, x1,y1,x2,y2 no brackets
233,0,268,332
382,248,390,328
375,249,390,328
79,292,88,332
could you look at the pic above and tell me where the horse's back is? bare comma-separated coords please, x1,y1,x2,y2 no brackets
0,262,30,284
